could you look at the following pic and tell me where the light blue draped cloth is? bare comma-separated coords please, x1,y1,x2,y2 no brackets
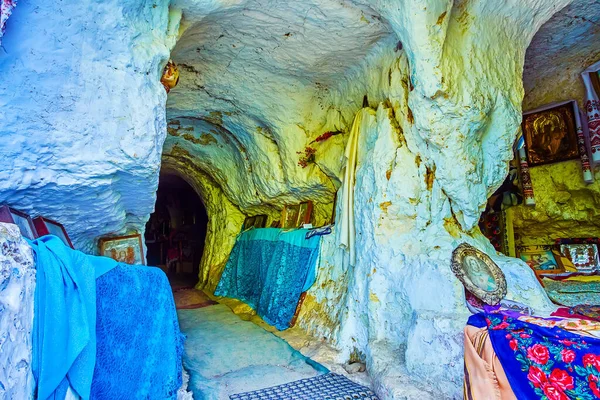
28,235,117,400
215,228,321,330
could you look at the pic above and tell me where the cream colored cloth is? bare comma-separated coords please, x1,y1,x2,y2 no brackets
339,110,364,266
464,325,517,400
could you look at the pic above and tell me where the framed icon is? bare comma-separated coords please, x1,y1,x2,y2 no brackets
99,233,145,265
33,216,74,248
0,205,37,240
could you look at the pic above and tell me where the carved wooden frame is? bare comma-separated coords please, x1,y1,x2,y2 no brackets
451,243,507,305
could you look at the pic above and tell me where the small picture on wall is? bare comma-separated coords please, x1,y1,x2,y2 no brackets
297,201,313,226
0,205,37,240
559,244,600,272
243,214,267,230
33,216,74,248
243,216,256,230
280,201,313,228
99,233,145,265
281,204,300,228
254,214,267,228
522,102,579,166
517,245,563,274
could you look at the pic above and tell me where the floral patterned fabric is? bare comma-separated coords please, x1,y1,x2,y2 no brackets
573,306,600,322
469,313,600,399
0,0,16,43
518,315,600,332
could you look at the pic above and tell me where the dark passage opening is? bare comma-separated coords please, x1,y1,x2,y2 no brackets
145,173,208,288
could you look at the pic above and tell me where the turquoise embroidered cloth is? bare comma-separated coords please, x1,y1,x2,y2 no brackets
215,228,321,330
92,264,184,399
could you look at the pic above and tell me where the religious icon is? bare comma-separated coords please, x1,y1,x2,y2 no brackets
243,216,256,230
296,201,313,226
99,233,145,265
281,205,300,228
517,245,564,275
243,215,267,230
463,254,497,292
560,244,600,272
280,201,313,228
522,102,579,166
33,216,74,248
161,59,180,93
451,243,507,306
0,205,37,240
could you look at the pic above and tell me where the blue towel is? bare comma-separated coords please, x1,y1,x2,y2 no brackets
28,235,117,400
215,228,321,330
92,264,184,399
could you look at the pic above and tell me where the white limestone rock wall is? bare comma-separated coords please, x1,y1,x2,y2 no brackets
163,0,394,213
322,107,555,398
161,1,574,396
0,0,584,398
0,223,35,400
523,0,600,112
0,0,180,252
297,102,555,397
294,1,574,397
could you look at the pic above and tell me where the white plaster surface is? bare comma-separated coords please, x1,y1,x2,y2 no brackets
0,0,180,252
0,223,35,400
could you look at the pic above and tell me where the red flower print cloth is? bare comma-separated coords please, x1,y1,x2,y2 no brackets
469,313,600,399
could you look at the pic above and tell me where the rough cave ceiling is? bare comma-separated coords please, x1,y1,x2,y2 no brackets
164,0,394,210
163,0,595,224
1,0,589,250
168,0,391,125
523,0,600,109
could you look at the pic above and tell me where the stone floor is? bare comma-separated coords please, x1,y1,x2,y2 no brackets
177,304,326,399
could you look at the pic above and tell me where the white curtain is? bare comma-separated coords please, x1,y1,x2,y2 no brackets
339,110,364,266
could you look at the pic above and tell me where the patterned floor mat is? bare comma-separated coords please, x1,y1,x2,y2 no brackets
229,373,379,400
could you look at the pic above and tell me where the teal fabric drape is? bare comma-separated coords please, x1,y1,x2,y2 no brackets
215,228,321,330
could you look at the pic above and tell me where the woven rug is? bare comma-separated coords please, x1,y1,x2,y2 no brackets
173,287,217,310
229,373,379,400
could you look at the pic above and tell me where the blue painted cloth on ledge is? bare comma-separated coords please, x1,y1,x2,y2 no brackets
215,228,322,330
28,235,118,400
92,264,184,399
468,313,600,399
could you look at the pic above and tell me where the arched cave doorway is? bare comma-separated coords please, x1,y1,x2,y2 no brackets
145,173,208,288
